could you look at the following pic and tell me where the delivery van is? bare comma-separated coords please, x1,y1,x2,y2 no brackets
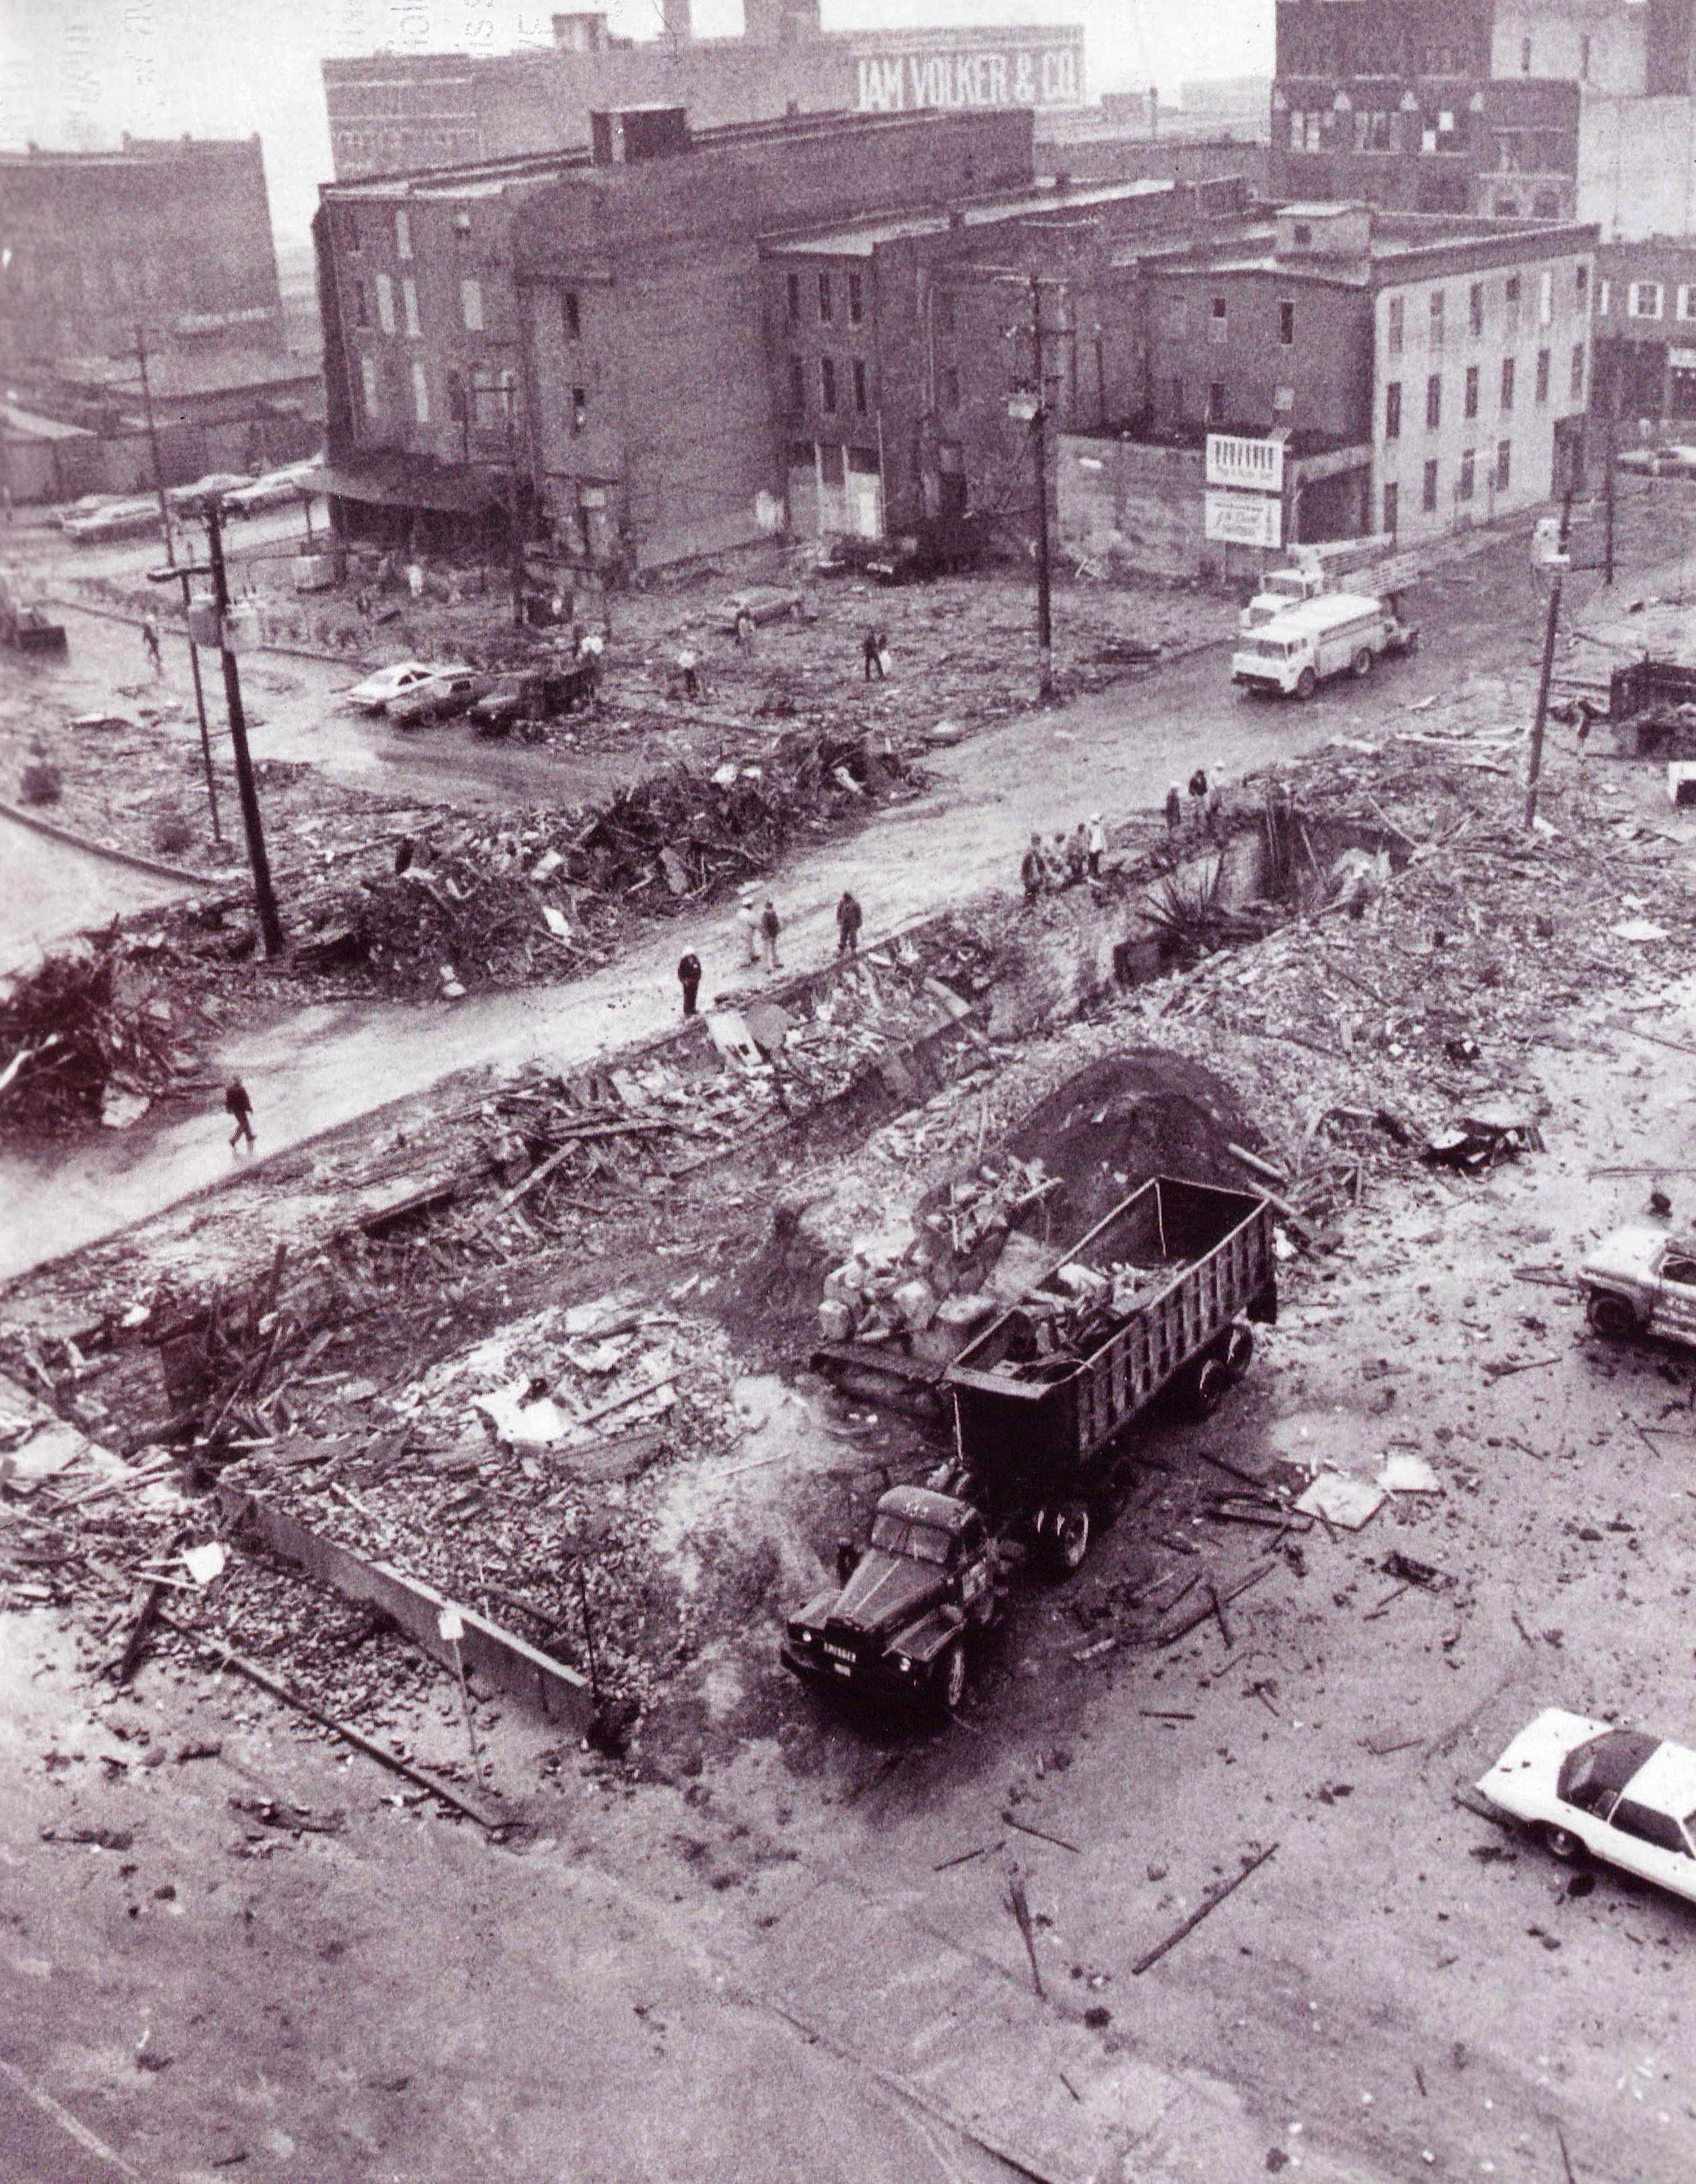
1231,591,1418,700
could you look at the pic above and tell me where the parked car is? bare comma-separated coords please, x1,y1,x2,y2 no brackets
61,498,162,545
344,661,453,713
1615,444,1696,478
167,472,249,512
1578,1221,1696,1347
387,668,488,728
1477,1708,1696,1903
225,460,323,516
718,583,810,632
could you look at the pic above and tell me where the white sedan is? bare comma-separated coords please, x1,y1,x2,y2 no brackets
1615,444,1696,478
1477,1708,1696,1903
225,461,322,515
167,472,249,512
344,661,451,713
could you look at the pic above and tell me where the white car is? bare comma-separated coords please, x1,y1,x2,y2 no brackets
167,472,249,512
61,498,162,545
1477,1708,1696,1903
225,461,323,515
1580,1222,1696,1348
1615,445,1696,478
344,661,451,713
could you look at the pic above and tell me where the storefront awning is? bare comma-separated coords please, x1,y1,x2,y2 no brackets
317,455,505,516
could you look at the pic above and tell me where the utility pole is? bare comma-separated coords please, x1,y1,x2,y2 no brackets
504,380,527,632
137,324,221,841
1014,272,1056,704
1603,402,1616,588
204,500,284,954
1523,485,1575,833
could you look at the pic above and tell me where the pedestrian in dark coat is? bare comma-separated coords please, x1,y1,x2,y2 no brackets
1165,784,1183,835
1020,832,1045,907
1086,813,1106,880
677,950,701,1017
760,899,782,969
835,890,863,956
861,627,886,681
142,616,162,674
224,1076,255,1150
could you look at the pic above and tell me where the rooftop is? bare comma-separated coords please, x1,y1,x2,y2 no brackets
765,176,1181,257
0,134,258,170
1130,204,1598,283
53,347,320,399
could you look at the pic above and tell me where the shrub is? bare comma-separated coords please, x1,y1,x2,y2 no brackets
20,761,63,806
152,806,195,857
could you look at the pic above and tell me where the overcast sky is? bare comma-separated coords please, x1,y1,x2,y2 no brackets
1,0,1271,244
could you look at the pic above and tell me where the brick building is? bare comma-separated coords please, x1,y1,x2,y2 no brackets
1050,200,1596,574
1590,236,1696,416
322,13,1085,182
1271,0,1696,240
0,136,286,374
313,106,1036,568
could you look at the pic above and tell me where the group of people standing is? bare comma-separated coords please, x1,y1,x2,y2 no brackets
1021,815,1108,905
675,887,864,1017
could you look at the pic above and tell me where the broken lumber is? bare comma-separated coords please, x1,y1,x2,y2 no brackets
114,1581,165,1686
1002,1811,1081,1854
573,1373,676,1429
1130,1842,1278,1975
1155,1559,1275,1647
1226,1145,1318,1244
157,1612,500,1830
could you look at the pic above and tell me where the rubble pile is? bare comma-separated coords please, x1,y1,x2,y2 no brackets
0,937,187,1134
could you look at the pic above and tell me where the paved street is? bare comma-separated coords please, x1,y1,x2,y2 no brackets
0,813,190,980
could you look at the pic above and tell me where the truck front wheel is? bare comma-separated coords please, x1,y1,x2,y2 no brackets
1351,646,1373,679
1043,1499,1092,1577
1295,667,1317,701
937,1639,968,1715
1587,1292,1637,1342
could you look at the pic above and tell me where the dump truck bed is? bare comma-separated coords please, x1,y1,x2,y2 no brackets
943,1176,1274,1482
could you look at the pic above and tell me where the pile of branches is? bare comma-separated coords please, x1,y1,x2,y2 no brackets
0,938,178,1133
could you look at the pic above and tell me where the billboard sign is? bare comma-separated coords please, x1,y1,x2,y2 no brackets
853,28,1084,114
1206,432,1284,494
1205,489,1282,548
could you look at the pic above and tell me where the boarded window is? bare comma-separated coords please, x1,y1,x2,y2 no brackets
460,276,484,332
376,273,395,334
410,359,429,424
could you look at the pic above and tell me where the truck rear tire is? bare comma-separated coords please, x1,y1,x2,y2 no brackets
1223,1325,1256,1382
1587,1292,1637,1342
1295,667,1317,701
1043,1499,1092,1577
1185,1355,1231,1419
1351,647,1373,679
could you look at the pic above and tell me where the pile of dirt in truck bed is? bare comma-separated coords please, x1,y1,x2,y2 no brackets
1002,1050,1256,1238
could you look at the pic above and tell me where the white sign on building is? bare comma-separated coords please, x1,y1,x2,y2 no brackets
853,32,1083,113
1205,489,1282,548
1205,433,1285,495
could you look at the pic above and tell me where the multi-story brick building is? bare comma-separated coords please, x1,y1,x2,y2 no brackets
313,106,1036,568
1590,236,1696,417
0,136,286,373
322,13,1085,181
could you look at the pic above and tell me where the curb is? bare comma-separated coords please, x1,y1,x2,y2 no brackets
0,794,228,889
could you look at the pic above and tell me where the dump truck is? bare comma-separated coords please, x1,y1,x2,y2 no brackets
781,1177,1276,1714
0,568,67,655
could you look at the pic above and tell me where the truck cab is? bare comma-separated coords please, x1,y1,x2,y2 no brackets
1238,567,1323,634
781,1484,998,1713
1580,1223,1696,1349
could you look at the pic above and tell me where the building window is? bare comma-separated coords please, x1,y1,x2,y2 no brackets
853,356,868,412
1426,372,1442,429
447,369,467,427
1496,437,1511,490
936,291,956,335
471,366,514,435
1679,285,1696,322
818,272,833,324
1209,297,1227,344
1469,282,1483,337
1629,281,1664,319
352,279,370,328
1169,373,1184,416
572,387,586,434
939,363,960,410
1598,278,1610,315
1207,381,1225,421
848,270,863,326
460,276,484,332
1539,268,1553,325
411,359,429,424
1383,481,1399,533
820,356,837,412
1293,221,1313,246
1576,264,1588,309
1536,347,1551,402
1385,379,1402,439
1388,295,1403,358
1519,35,1531,71
395,208,412,259
1571,343,1585,400
1422,458,1438,511
1429,290,1444,348
787,356,804,415
1464,363,1479,418
1501,355,1516,410
1279,299,1295,346
359,353,379,418
564,289,580,340
1459,447,1475,500
401,276,420,338
376,272,395,335
786,271,800,322
346,210,362,252
1506,273,1520,324
1580,32,1591,79
1533,189,1560,219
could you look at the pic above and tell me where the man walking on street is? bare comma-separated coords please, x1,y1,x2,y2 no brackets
861,627,886,681
835,889,863,956
677,949,701,1018
224,1076,255,1152
1087,813,1106,880
1165,784,1183,835
678,646,701,701
142,616,162,675
1020,831,1045,908
760,898,783,969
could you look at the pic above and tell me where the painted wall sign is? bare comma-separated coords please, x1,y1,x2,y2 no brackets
1205,488,1283,546
853,32,1084,114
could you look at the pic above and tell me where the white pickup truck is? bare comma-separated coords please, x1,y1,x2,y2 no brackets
1231,591,1419,700
1580,1223,1696,1347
